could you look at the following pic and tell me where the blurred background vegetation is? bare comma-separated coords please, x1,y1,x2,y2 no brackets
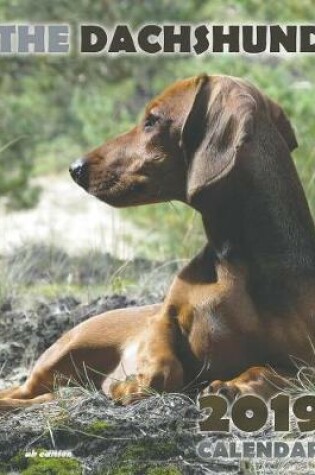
0,0,314,261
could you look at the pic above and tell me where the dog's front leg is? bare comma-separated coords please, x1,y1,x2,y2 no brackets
109,314,184,404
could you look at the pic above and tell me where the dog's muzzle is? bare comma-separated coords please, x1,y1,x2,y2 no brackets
69,158,89,190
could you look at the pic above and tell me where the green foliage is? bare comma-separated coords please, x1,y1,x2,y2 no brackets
0,450,81,475
104,439,181,475
87,419,112,434
106,465,181,475
123,439,178,462
146,467,182,475
7,450,28,471
0,137,40,209
72,80,135,146
21,457,82,475
122,202,204,259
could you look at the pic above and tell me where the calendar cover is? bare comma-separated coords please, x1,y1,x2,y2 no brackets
0,2,314,474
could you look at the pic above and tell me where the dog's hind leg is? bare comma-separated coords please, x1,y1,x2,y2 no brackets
0,304,161,411
0,392,54,411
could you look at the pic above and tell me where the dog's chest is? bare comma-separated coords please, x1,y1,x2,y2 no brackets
186,302,258,379
170,274,263,378
101,341,139,396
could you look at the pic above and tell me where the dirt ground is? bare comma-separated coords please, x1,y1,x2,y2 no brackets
0,175,139,259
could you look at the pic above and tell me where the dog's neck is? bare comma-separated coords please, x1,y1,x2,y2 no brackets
193,140,315,307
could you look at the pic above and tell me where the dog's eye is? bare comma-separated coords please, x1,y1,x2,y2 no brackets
144,113,160,130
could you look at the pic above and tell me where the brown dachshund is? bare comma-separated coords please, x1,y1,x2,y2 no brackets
1,74,315,410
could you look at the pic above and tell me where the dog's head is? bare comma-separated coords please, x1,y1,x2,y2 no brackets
69,74,297,207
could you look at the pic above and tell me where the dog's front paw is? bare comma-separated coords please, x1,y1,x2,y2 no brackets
202,379,241,401
109,375,149,405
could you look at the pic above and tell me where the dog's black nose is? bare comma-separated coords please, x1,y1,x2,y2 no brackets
69,158,89,189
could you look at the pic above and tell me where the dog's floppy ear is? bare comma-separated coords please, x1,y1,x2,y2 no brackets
182,75,255,203
265,98,298,152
